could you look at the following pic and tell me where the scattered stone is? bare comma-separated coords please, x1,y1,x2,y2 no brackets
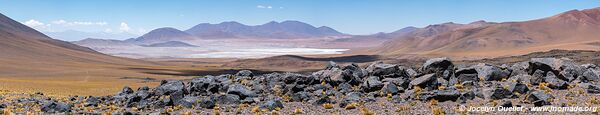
527,90,554,107
260,100,284,110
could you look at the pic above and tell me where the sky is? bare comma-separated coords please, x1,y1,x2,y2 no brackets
0,0,598,39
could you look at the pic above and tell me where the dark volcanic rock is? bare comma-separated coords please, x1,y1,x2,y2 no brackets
215,94,240,105
362,76,384,92
236,70,254,77
421,57,454,79
455,67,479,83
544,72,569,89
432,90,460,102
41,100,72,113
582,69,599,83
227,84,257,99
198,98,216,109
475,64,511,81
588,84,600,94
410,74,436,89
260,100,284,110
527,90,554,107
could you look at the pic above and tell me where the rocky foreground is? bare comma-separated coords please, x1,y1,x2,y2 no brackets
1,57,600,114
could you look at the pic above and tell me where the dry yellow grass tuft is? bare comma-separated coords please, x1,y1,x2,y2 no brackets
360,107,374,115
323,103,334,109
345,103,359,110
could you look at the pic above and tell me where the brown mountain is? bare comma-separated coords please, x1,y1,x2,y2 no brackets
125,27,196,45
373,7,600,59
184,21,345,39
0,13,153,76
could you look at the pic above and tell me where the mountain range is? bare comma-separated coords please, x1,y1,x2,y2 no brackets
368,7,600,58
56,7,600,59
122,21,345,45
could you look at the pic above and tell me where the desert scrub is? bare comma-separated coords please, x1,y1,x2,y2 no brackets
323,103,334,109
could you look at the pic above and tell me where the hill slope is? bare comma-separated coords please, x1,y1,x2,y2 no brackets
0,13,153,75
373,8,600,58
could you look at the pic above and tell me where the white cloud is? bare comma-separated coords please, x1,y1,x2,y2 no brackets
23,19,51,31
257,5,273,9
119,22,130,32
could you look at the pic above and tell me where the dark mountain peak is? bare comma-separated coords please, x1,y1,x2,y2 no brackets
148,27,184,33
469,20,488,24
218,21,245,26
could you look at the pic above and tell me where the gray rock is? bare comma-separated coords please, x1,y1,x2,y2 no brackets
177,96,199,108
291,92,310,102
432,90,460,102
507,82,529,94
410,74,436,89
215,94,240,105
531,70,546,85
422,57,454,79
260,100,284,110
325,61,340,70
227,84,257,99
527,90,554,107
41,100,72,113
544,72,569,89
198,98,216,109
84,97,99,107
362,76,384,92
528,58,558,75
155,80,186,96
455,67,479,83
582,69,599,83
588,84,600,94
235,70,254,77
475,64,510,81
366,62,401,78
382,82,400,94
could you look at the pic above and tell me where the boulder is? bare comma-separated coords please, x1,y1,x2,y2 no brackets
291,92,310,102
41,100,72,113
214,94,240,105
475,64,510,81
544,72,569,89
582,69,599,83
382,82,400,95
227,84,258,99
366,62,401,78
325,61,340,70
527,90,554,107
235,70,254,77
507,82,529,94
455,67,479,83
432,90,461,102
484,86,512,100
588,84,600,94
260,100,284,110
177,96,199,108
362,76,384,92
198,98,216,109
528,58,559,75
531,70,546,85
84,97,99,107
421,57,454,79
155,80,186,96
410,74,436,89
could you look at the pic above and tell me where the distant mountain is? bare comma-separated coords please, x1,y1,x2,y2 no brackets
372,7,600,57
142,41,198,47
73,38,136,47
184,20,345,39
125,27,196,45
45,30,137,41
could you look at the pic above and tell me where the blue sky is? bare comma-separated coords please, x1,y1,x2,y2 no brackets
0,0,598,36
